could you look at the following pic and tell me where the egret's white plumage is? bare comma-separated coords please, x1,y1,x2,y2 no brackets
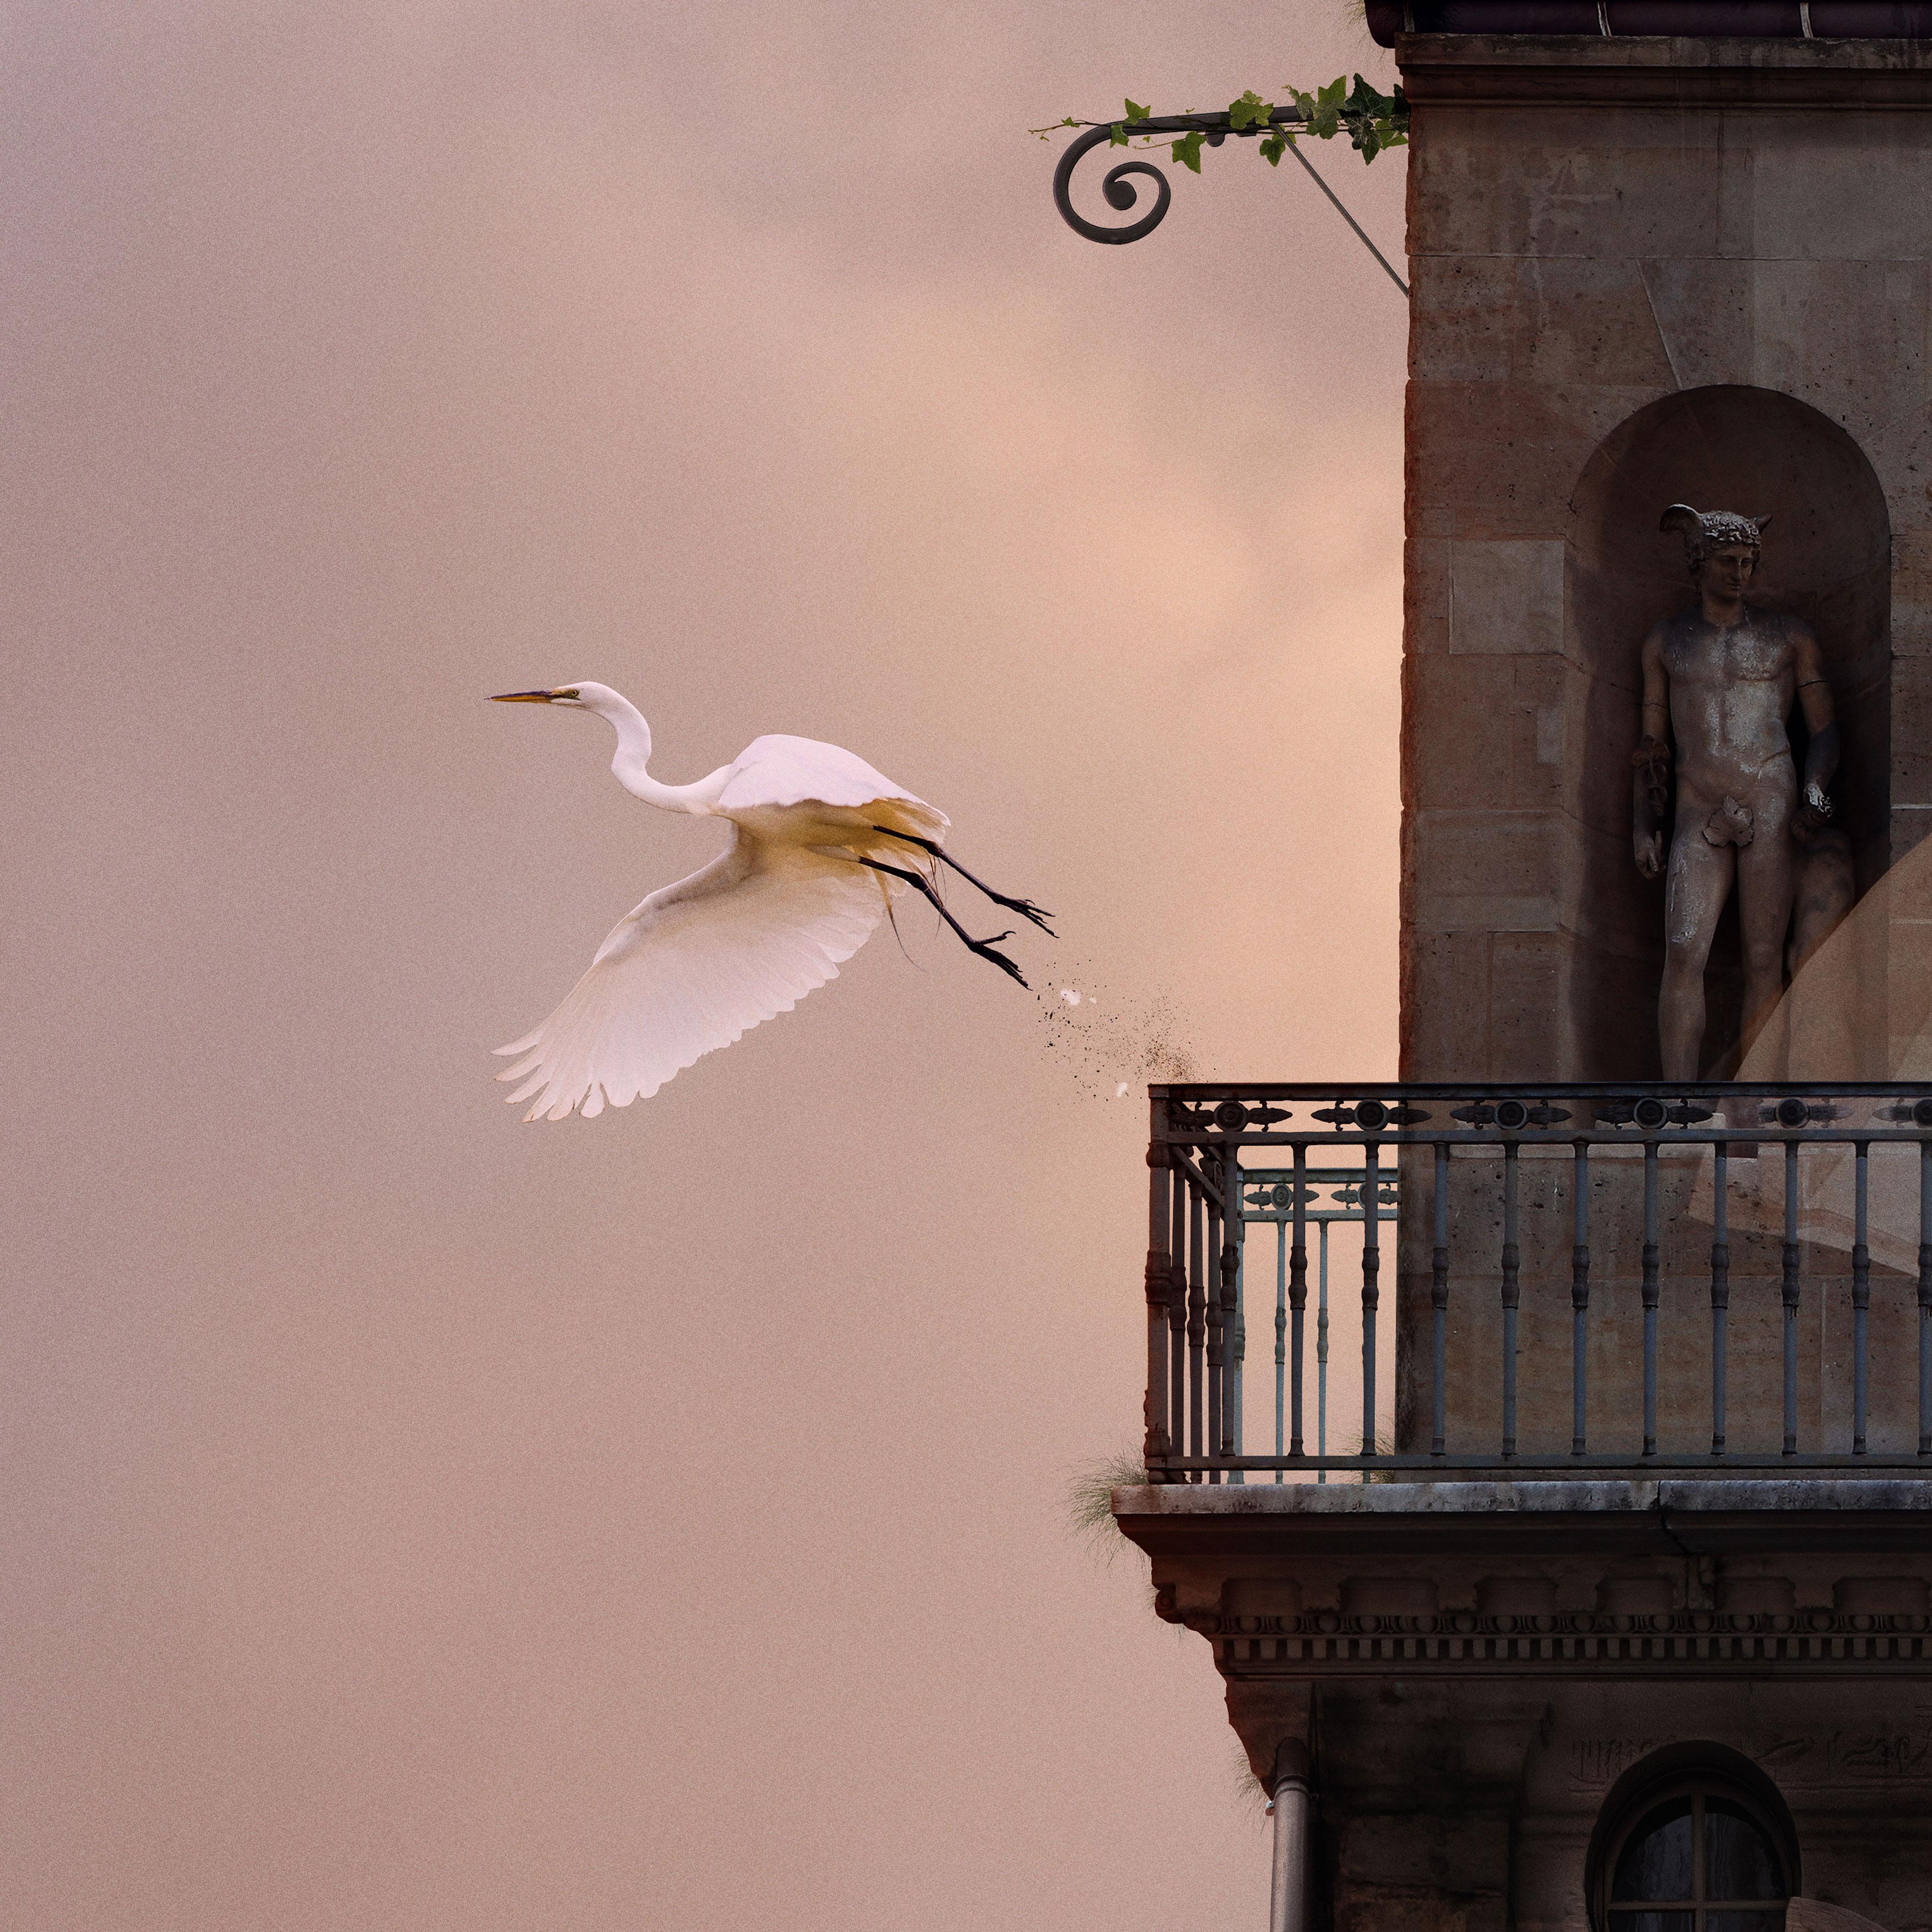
491,682,964,1121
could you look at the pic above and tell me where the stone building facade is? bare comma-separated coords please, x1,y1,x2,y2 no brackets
1116,27,1932,1932
1399,34,1932,1086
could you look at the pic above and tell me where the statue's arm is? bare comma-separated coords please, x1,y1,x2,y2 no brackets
1792,622,1839,837
1632,626,1671,879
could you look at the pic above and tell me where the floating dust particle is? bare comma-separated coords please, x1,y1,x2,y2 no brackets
1031,959,1203,1101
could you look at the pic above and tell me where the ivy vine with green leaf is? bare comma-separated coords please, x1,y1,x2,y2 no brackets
1033,73,1408,172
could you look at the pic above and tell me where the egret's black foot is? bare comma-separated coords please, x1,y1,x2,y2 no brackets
986,893,1054,935
849,857,1031,990
969,932,1026,986
871,826,1054,934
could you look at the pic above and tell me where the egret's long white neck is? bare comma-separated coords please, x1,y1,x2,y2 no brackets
583,689,720,813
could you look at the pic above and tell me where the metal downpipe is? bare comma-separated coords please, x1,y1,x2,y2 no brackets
1268,1740,1313,1932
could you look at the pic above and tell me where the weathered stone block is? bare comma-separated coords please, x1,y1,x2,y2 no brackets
1405,533,1454,660
1748,115,1932,263
1893,526,1932,606
1490,935,1567,1077
1410,105,1723,261
1406,402,1580,540
1888,597,1932,659
1405,655,1520,811
1410,255,1524,385
1856,402,1932,533
1748,258,1932,440
1891,652,1932,804
1638,256,1758,390
1413,257,1678,390
1889,809,1932,868
1412,378,1673,481
1509,670,1567,813
1402,930,1490,1081
1450,539,1565,656
1413,809,1562,920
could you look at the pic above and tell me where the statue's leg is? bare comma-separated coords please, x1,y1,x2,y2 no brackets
1736,793,1799,1075
1660,827,1733,1081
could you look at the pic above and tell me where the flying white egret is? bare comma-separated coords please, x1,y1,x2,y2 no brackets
489,682,1051,1121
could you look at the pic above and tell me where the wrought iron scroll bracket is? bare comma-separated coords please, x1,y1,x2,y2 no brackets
1052,123,1176,246
1050,110,1411,296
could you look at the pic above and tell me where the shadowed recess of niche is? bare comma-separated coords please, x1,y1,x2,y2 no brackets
1566,385,1892,1080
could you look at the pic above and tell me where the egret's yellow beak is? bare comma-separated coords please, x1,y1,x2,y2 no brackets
491,689,557,702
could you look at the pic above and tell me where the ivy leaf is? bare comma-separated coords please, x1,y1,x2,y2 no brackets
1345,74,1390,118
1295,79,1341,141
1124,97,1151,121
1110,121,1129,146
1337,75,1393,156
1228,88,1271,132
1171,129,1205,173
1260,130,1292,166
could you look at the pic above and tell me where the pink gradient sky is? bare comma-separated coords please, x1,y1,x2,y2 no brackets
1,3,1404,1926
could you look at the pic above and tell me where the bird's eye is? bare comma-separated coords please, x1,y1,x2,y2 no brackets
554,688,581,700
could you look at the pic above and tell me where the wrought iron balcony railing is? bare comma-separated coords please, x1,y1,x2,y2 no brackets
1144,1082,1932,1480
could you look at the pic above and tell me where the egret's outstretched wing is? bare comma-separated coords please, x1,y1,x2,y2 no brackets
718,734,950,835
494,831,886,1121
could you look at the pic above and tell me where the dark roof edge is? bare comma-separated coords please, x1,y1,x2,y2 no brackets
1370,4,1932,46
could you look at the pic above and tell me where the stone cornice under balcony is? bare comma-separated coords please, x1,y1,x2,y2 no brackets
1114,1477,1932,1559
1117,1480,1932,1680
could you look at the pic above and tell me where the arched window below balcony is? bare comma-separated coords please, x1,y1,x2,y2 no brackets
1595,1770,1794,1931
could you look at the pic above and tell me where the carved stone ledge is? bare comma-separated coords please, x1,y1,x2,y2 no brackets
1211,1610,1932,1676
1117,1480,1932,1681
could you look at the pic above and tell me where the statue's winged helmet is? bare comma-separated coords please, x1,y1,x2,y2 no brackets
1660,502,1772,574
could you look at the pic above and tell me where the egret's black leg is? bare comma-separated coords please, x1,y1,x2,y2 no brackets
868,826,1054,933
851,857,1028,988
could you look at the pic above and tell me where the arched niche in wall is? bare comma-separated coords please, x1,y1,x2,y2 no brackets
1566,385,1891,1080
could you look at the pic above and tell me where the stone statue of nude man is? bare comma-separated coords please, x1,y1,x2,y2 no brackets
1632,504,1840,1081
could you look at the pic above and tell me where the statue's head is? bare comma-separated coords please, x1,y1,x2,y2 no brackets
1660,502,1771,587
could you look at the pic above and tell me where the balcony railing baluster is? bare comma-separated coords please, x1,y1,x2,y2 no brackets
1289,1145,1307,1461
1920,1139,1931,1458
1361,1140,1381,1461
1854,1140,1871,1457
1571,1140,1590,1458
1206,1183,1224,1484
1501,1139,1521,1459
1273,1208,1287,1479
1711,1145,1729,1458
1167,1165,1186,1477
1318,1224,1330,1475
1642,1139,1660,1460
1145,1140,1171,1474
1222,1155,1243,1472
1432,1143,1449,1459
1784,1139,1801,1457
1188,1180,1206,1476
